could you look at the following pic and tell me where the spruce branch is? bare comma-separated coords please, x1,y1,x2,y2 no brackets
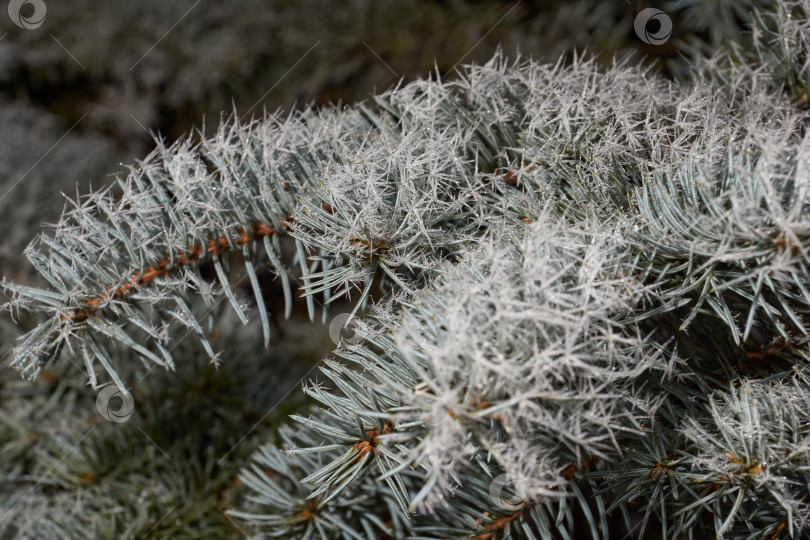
5,2,810,536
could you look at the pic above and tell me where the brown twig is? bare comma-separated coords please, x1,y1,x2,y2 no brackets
62,217,292,323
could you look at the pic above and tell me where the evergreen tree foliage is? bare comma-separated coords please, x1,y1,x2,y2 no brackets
3,0,810,538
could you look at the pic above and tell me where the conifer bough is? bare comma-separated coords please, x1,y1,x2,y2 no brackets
4,0,810,537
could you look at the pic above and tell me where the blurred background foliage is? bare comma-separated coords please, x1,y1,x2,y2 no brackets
0,1,769,537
